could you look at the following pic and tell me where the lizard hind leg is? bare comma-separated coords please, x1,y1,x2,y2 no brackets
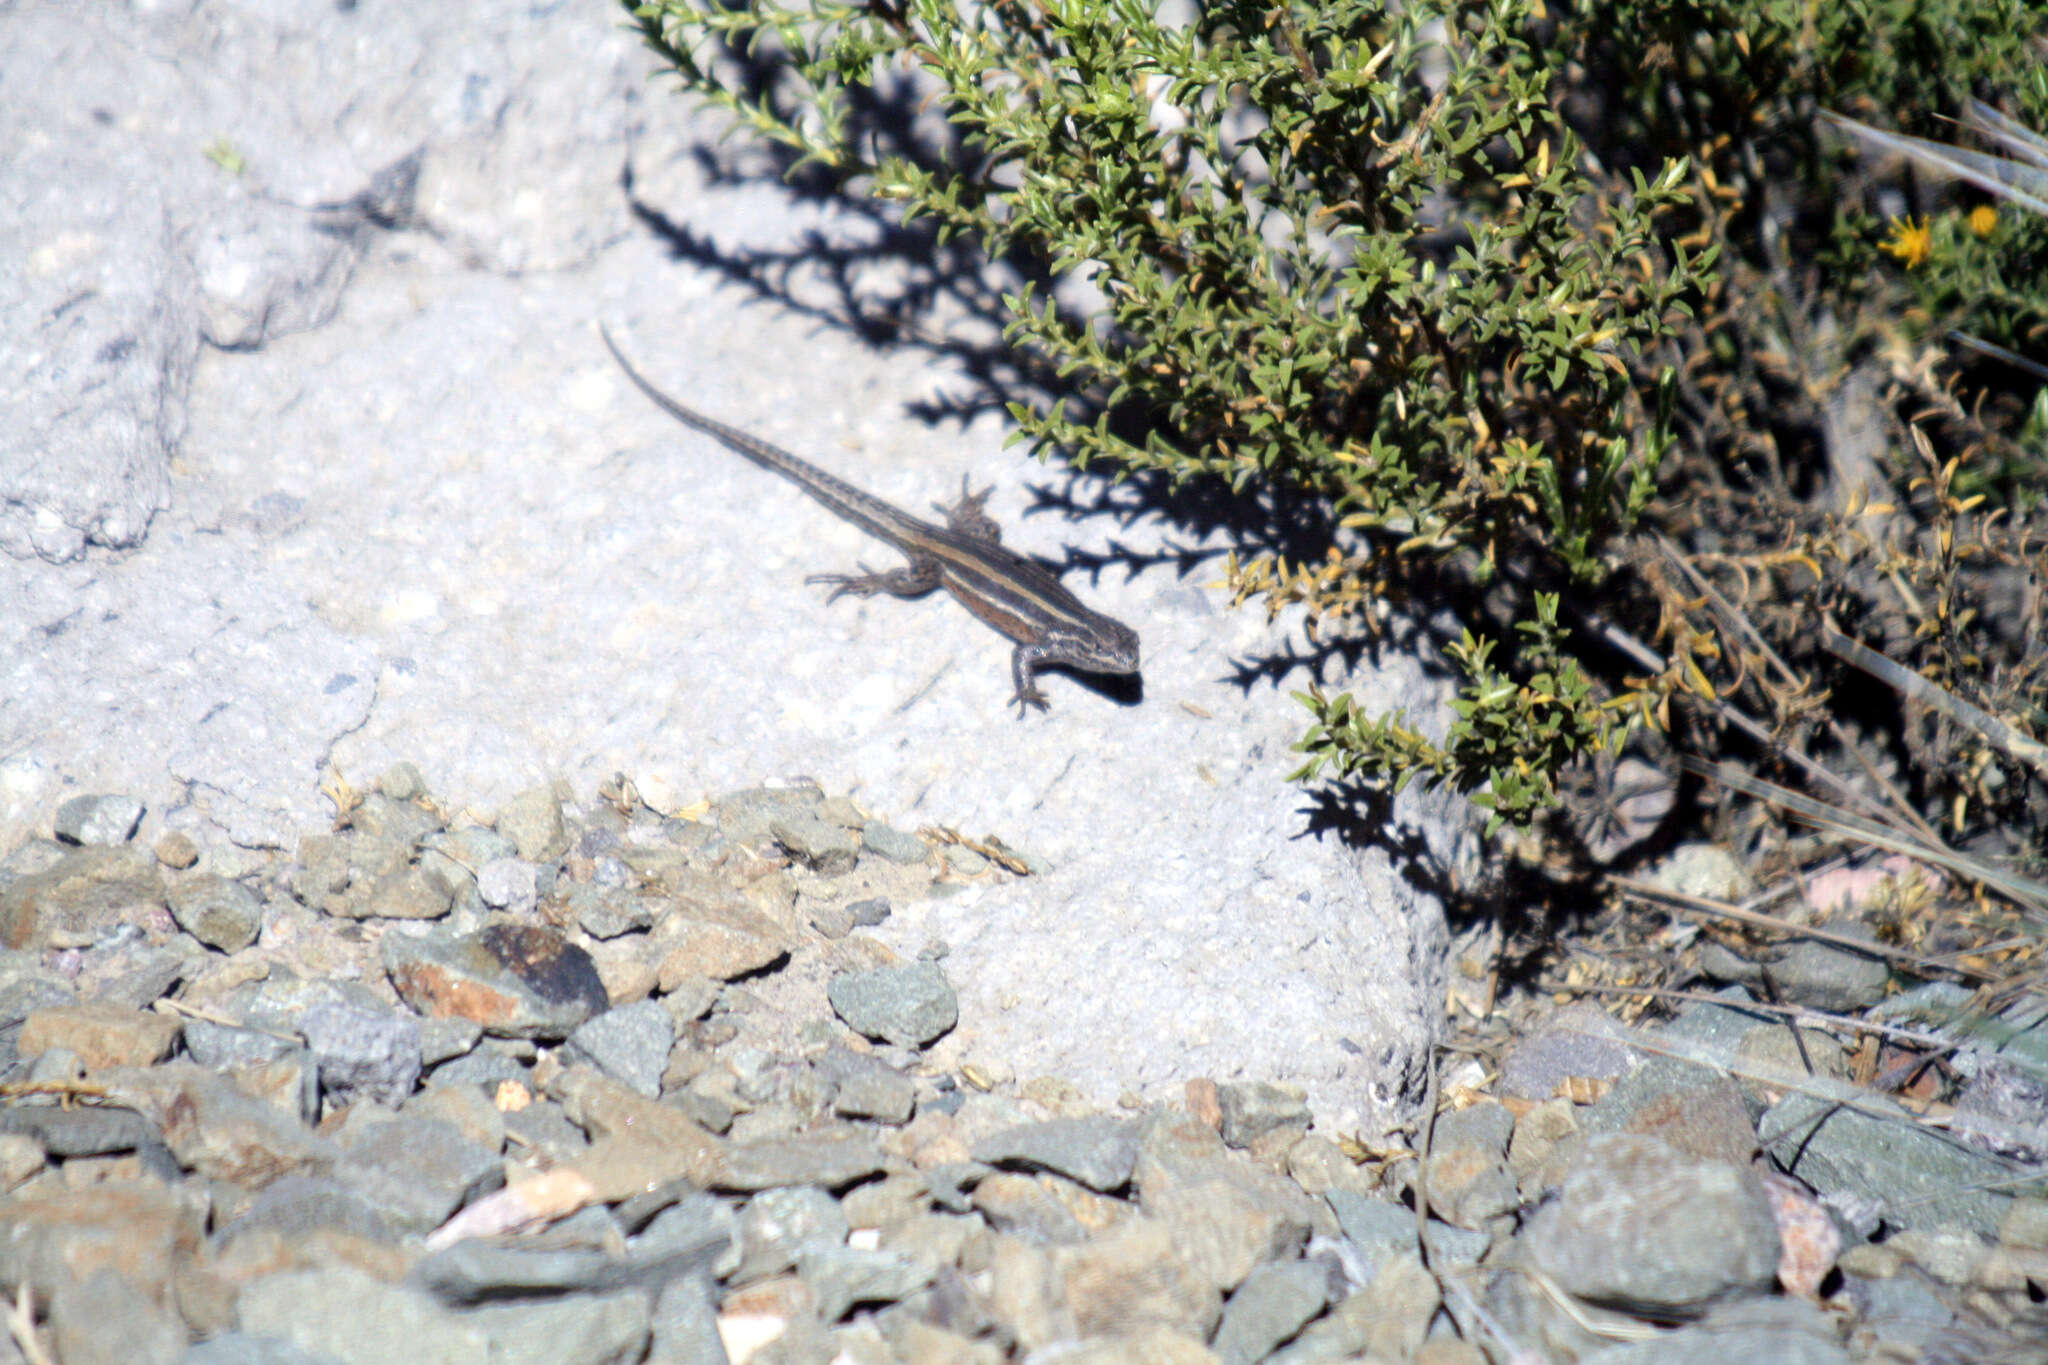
806,558,943,603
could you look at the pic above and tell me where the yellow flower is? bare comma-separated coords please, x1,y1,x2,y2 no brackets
1968,204,1998,238
1882,215,1932,269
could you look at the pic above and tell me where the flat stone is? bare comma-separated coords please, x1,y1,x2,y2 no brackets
0,845,164,949
300,1004,423,1111
1061,1216,1222,1343
827,961,957,1048
1212,1258,1329,1365
403,1083,506,1155
654,918,788,987
182,1335,348,1365
972,1172,1095,1245
236,1266,489,1365
1520,1133,1778,1314
1134,1109,1317,1292
496,785,570,863
1764,937,1893,1012
166,873,265,952
419,1015,484,1067
1762,1090,2016,1235
53,794,145,847
332,1115,503,1237
732,1185,849,1283
0,1181,202,1304
718,1126,887,1192
1425,1102,1518,1230
103,1062,340,1188
832,1068,916,1125
48,1266,185,1365
413,1203,726,1304
568,883,655,939
564,999,674,1099
1577,1296,1852,1365
546,1067,723,1194
356,865,456,921
0,1101,162,1159
859,822,926,865
795,1244,934,1321
462,1288,652,1365
972,1116,1140,1193
770,811,858,875
648,1274,724,1365
1215,1082,1311,1149
384,924,607,1040
219,1174,398,1247
183,1017,301,1070
1497,1003,1642,1101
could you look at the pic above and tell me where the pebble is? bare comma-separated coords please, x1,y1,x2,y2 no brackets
564,998,674,1098
52,794,146,847
972,1114,1140,1192
383,923,608,1040
166,873,266,952
828,960,958,1048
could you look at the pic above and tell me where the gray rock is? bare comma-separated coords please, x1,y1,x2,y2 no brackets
732,1185,849,1283
795,1244,934,1321
1424,1100,1519,1230
501,1100,591,1163
648,1275,726,1365
568,883,655,939
847,896,892,927
1212,1259,1329,1365
831,1067,916,1125
383,923,608,1041
1521,1133,1779,1314
165,874,264,952
301,1004,423,1110
771,811,858,875
496,785,570,862
461,1290,652,1365
332,1116,502,1237
344,794,443,851
53,795,145,847
219,1175,397,1247
1217,1082,1312,1148
225,973,391,1038
378,763,429,802
181,1335,347,1365
0,845,164,950
236,1267,488,1364
826,961,957,1048
0,1101,162,1159
1762,1090,2017,1234
48,1267,184,1365
972,1115,1140,1193
1323,1188,1417,1273
420,1015,484,1067
185,1019,302,1073
475,857,540,914
859,822,926,865
564,999,674,1098
1579,1296,1853,1365
1498,1003,1642,1100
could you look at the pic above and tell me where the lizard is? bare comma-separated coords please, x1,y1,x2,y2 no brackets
600,325,1141,712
